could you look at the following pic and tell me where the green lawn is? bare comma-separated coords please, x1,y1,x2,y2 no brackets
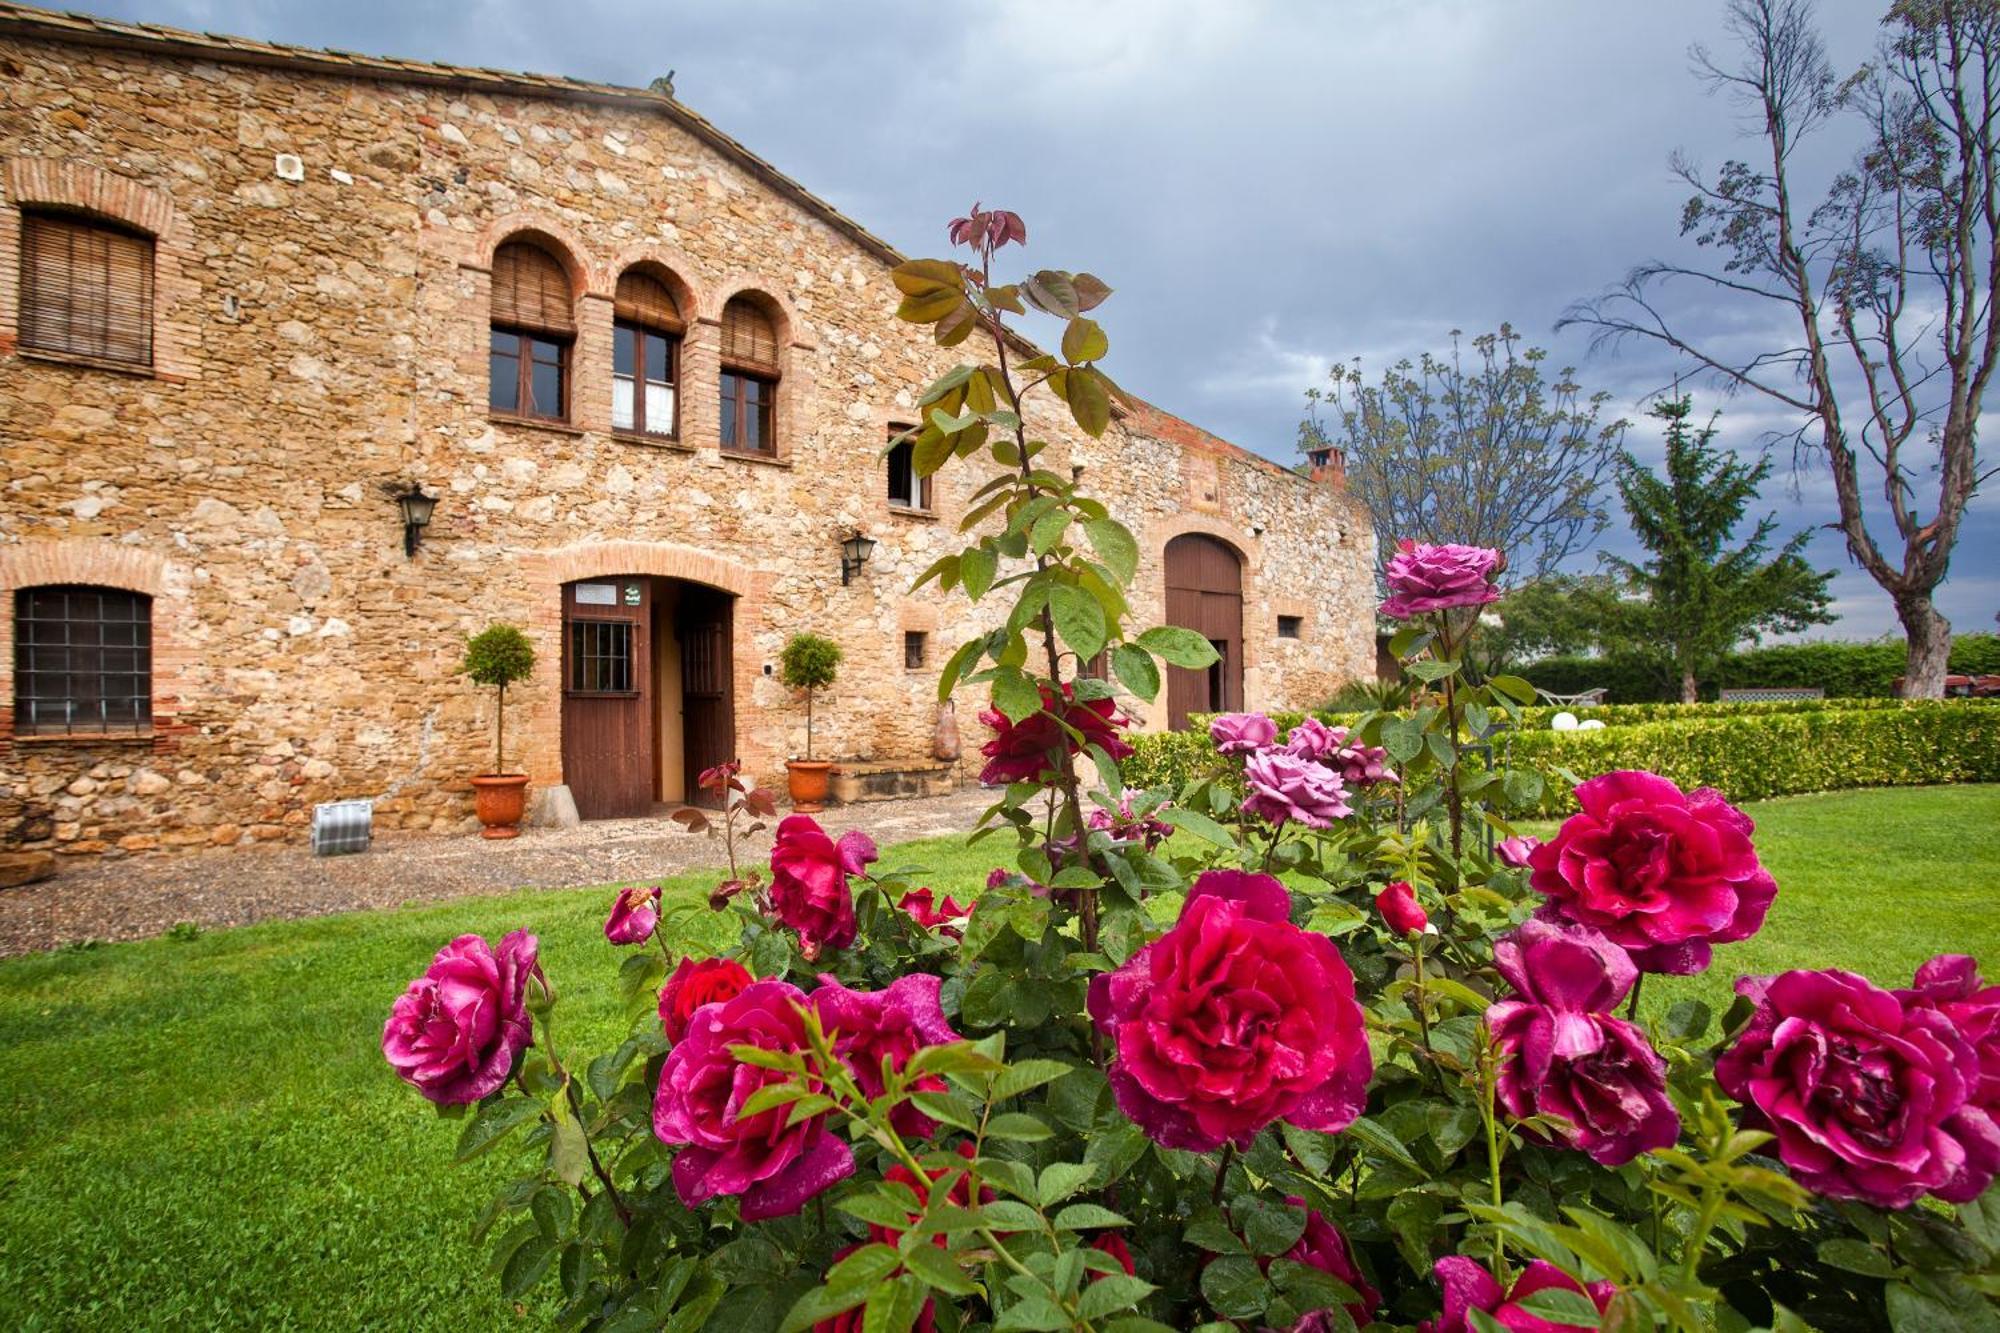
0,785,1994,1329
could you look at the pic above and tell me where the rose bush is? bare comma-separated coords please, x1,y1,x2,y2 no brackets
382,212,2000,1332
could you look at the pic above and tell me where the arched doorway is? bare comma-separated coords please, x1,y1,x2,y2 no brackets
561,576,735,817
1163,533,1244,730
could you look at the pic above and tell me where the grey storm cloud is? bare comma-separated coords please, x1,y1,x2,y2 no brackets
81,0,1997,638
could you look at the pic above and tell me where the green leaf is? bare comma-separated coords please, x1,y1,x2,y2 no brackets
1077,1275,1156,1321
1235,1196,1308,1257
1050,584,1108,662
914,427,955,478
454,1097,543,1163
548,1114,588,1189
1038,1162,1098,1206
1199,1255,1272,1321
1110,643,1160,702
1163,806,1235,848
1068,367,1112,437
1818,1238,1896,1278
1663,999,1713,1042
1072,273,1112,311
1512,1286,1600,1327
1346,1115,1424,1172
1062,317,1109,363
991,668,1041,725
1136,625,1221,669
1030,507,1072,557
985,1111,1055,1142
1052,1203,1130,1230
899,1242,979,1296
960,545,999,601
1086,518,1139,583
1488,674,1539,705
500,1231,556,1299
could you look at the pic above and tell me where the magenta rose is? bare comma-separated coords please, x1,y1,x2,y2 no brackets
653,978,855,1219
658,955,753,1043
1901,956,2000,1195
1375,880,1430,937
1716,968,1997,1208
1379,539,1504,619
1282,716,1341,761
1209,711,1278,755
1419,1256,1616,1333
769,815,877,955
809,973,962,1138
1486,919,1678,1166
1527,770,1777,974
1242,749,1353,829
1281,1198,1380,1328
1493,835,1539,868
1086,793,1175,852
1088,870,1371,1151
897,887,972,938
977,684,1133,785
382,930,538,1105
604,885,661,945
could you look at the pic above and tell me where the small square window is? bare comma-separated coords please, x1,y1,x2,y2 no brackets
1277,615,1303,640
904,631,928,671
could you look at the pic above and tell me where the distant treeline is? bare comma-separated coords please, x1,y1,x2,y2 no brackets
1521,634,2000,702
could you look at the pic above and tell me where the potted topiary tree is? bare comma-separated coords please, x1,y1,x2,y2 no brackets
778,631,842,811
461,623,537,838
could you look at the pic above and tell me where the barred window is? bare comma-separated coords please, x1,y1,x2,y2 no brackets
19,211,154,367
13,586,152,736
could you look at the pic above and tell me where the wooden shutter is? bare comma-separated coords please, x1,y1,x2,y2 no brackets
614,270,681,330
719,296,779,371
19,212,154,366
491,241,574,335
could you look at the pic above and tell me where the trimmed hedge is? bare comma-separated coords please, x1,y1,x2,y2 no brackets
1123,700,2000,815
1521,633,2000,701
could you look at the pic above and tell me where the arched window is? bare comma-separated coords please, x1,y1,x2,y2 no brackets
489,240,574,421
718,295,780,456
13,585,152,736
613,269,682,438
19,209,155,367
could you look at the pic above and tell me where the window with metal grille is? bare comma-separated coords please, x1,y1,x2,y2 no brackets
19,210,155,367
904,631,928,671
720,295,779,455
567,620,634,694
490,240,573,420
613,270,682,437
886,424,933,511
1277,615,1303,640
12,585,152,736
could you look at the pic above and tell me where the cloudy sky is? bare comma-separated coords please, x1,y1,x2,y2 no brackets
96,0,1996,639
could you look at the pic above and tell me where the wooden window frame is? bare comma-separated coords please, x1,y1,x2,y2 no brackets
719,368,778,457
613,318,681,439
12,585,154,738
904,631,929,671
490,326,570,423
18,209,156,369
885,426,934,513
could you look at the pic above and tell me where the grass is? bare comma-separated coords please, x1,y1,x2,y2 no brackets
0,785,1995,1329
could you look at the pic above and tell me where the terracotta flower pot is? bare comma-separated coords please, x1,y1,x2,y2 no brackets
785,759,833,813
470,773,530,839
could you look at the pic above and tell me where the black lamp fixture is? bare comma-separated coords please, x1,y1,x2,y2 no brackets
394,482,438,558
840,530,877,585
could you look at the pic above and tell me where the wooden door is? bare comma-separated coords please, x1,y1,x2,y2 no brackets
562,577,654,819
677,585,735,808
1163,534,1244,729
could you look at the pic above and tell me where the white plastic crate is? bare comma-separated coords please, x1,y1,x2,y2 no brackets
310,799,373,856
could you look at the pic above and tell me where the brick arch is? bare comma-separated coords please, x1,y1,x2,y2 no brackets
536,539,756,596
476,211,603,296
607,243,711,324
1146,515,1262,577
0,157,200,380
0,540,193,748
712,277,814,351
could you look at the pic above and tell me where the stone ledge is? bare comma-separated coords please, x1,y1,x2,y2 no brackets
830,759,962,805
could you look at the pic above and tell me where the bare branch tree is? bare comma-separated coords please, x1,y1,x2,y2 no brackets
1298,324,1627,583
1561,0,1999,696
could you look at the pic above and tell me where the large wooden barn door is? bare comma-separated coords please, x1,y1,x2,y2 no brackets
1163,534,1244,730
677,586,735,809
562,577,654,819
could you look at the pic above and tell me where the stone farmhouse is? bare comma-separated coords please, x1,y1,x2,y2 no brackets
0,3,1374,856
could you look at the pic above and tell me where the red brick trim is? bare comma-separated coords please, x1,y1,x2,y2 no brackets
710,279,813,464
0,157,199,381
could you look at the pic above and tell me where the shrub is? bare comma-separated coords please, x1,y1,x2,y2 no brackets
460,623,536,775
778,632,843,761
1523,633,2000,701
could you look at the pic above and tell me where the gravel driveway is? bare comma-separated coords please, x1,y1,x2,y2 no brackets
0,788,998,957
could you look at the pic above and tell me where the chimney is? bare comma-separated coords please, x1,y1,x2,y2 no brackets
1306,444,1346,488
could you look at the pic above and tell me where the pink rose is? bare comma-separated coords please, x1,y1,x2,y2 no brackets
1717,968,1997,1208
1281,1198,1380,1328
1209,711,1279,755
658,956,753,1043
1375,880,1430,936
1379,539,1504,619
1086,793,1176,852
898,887,972,938
770,815,877,955
604,885,661,945
653,978,855,1219
1088,870,1371,1150
1242,749,1353,829
1420,1256,1616,1333
1901,956,2000,1198
978,684,1133,786
1528,770,1777,974
1486,920,1679,1166
1493,835,1539,868
382,930,538,1105
808,973,962,1138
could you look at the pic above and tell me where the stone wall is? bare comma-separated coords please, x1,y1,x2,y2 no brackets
0,18,1375,856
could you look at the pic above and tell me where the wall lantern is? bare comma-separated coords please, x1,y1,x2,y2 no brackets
840,530,877,585
395,483,438,558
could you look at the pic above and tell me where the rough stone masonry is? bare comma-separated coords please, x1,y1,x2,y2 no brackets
0,3,1375,857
